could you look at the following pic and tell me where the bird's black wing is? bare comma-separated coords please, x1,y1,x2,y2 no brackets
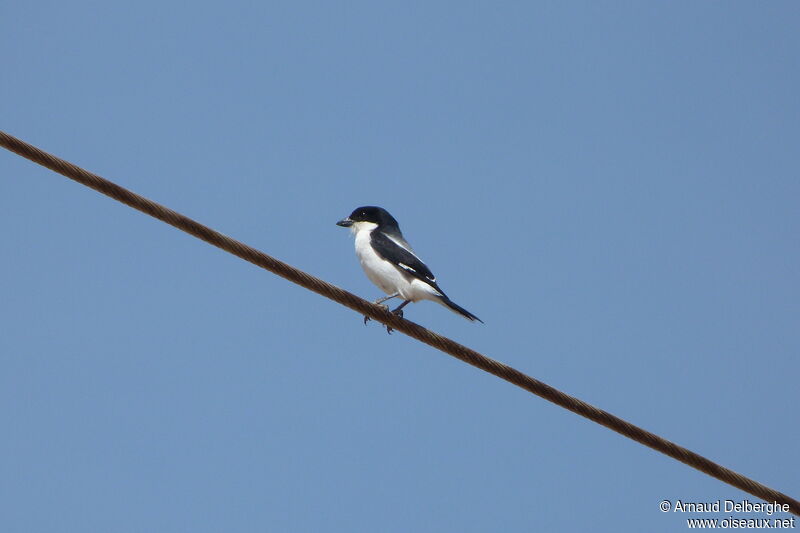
370,231,442,291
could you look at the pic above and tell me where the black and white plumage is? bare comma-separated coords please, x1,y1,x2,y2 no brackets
336,206,482,325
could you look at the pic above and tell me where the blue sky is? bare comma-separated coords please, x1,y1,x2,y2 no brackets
2,2,798,532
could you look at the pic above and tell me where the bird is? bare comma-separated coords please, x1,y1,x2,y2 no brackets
336,206,482,332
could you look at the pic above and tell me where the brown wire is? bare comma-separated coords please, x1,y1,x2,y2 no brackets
2,130,797,516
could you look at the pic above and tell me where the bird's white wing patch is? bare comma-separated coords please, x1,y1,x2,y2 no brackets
388,235,438,279
398,262,435,282
386,234,419,257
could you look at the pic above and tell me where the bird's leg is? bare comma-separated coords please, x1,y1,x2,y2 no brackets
391,299,410,318
375,293,400,305
364,292,400,325
384,300,411,334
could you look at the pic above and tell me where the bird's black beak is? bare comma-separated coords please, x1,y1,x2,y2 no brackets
336,217,354,227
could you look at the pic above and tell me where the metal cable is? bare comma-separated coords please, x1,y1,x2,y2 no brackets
2,130,797,515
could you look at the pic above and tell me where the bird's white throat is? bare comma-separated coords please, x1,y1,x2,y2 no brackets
349,220,378,236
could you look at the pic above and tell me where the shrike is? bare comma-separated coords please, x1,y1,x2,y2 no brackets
337,206,482,330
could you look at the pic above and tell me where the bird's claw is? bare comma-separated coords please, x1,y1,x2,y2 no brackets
383,308,404,334
364,304,389,326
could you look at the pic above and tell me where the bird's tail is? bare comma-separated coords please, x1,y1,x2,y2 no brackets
438,296,483,323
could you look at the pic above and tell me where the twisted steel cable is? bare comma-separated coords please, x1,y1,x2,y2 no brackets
2,130,797,515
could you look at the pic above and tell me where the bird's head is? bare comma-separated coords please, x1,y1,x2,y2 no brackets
336,206,399,233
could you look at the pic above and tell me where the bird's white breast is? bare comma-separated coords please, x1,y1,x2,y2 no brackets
351,222,442,302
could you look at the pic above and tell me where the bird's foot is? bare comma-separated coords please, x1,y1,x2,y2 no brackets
364,304,389,326
383,308,404,334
